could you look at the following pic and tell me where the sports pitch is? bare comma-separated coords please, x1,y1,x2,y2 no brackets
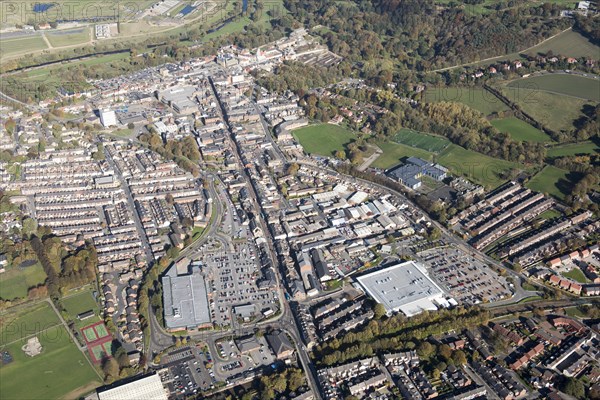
393,129,451,153
80,321,112,363
0,303,100,399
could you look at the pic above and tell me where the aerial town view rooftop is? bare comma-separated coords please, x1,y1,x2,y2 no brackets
0,0,599,400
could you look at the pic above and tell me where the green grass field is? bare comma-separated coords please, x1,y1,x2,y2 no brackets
546,141,600,158
393,128,451,153
507,74,600,102
562,268,588,284
62,290,100,328
435,0,578,15
293,124,359,157
500,87,590,132
526,165,577,200
0,36,48,57
424,86,509,116
0,325,100,400
45,28,90,47
0,262,47,300
371,141,434,169
525,29,600,59
437,144,523,189
0,302,60,346
491,117,552,142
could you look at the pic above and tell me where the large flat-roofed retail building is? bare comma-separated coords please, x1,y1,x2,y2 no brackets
162,261,211,331
356,261,448,317
96,372,168,400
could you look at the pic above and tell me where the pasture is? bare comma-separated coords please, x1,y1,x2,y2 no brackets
0,262,47,300
0,324,100,400
0,36,48,57
491,117,552,142
423,86,509,116
293,124,359,157
546,141,600,158
500,87,590,132
437,144,523,189
45,28,90,47
393,129,451,153
507,74,600,102
526,165,578,200
525,29,600,60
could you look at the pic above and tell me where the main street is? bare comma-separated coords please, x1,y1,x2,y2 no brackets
209,76,323,399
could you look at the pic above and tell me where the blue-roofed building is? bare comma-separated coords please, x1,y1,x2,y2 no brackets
386,157,447,189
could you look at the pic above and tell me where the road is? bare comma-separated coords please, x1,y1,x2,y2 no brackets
210,77,323,399
429,27,574,73
104,148,154,263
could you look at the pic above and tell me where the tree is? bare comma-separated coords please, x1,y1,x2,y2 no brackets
451,350,467,365
102,357,119,383
127,122,135,129
560,377,585,399
373,303,386,319
22,217,38,237
417,341,434,359
286,163,300,175
334,150,346,160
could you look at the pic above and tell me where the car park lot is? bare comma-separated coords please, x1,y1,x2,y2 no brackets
160,345,216,398
417,246,512,304
202,242,278,326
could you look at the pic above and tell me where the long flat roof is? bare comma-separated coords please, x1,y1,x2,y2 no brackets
97,373,168,400
356,261,446,317
162,262,210,329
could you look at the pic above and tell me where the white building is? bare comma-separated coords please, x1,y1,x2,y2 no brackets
356,261,448,317
96,373,168,400
99,109,117,128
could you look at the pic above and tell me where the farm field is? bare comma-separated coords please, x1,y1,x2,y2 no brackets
434,0,578,14
436,144,524,189
393,128,451,153
524,29,600,60
293,124,359,157
526,165,578,200
0,302,60,346
371,141,434,169
507,74,600,102
0,324,100,400
424,86,509,116
0,262,47,300
0,36,48,57
45,28,91,47
499,87,590,132
546,141,600,158
491,117,552,142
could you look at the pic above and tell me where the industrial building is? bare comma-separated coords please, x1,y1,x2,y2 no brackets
356,261,448,317
162,261,211,331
